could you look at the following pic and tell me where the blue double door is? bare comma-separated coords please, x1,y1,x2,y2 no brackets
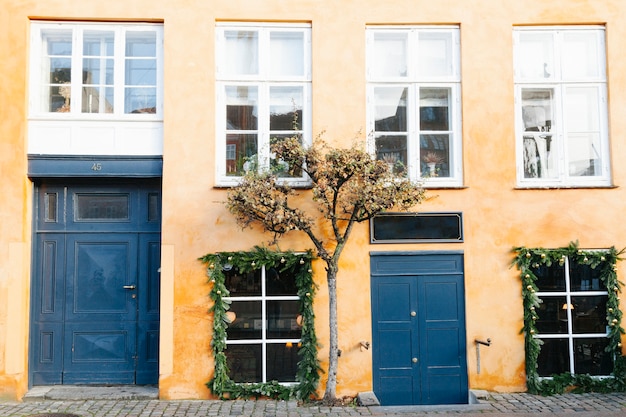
31,180,161,385
371,253,468,405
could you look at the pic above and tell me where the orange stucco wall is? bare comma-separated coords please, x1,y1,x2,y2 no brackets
2,0,626,401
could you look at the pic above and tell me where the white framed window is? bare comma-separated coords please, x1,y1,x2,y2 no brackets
514,27,610,187
215,23,312,186
29,22,163,119
533,256,611,376
366,26,463,187
223,265,302,383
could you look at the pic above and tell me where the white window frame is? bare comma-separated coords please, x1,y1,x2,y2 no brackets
534,255,610,376
366,26,463,187
514,26,610,188
29,22,163,121
224,265,301,384
215,23,312,187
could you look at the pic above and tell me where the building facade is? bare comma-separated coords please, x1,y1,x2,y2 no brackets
1,0,626,404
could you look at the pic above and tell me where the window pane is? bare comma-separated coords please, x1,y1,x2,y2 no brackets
83,30,114,56
537,338,569,377
125,31,156,57
148,193,160,222
521,88,557,179
574,338,612,375
420,134,450,177
517,32,554,80
45,193,58,222
224,269,261,296
420,88,450,131
569,262,603,291
75,194,129,220
571,296,607,334
270,135,303,178
418,31,454,77
224,30,259,75
371,32,408,78
83,58,114,85
270,31,304,77
266,266,297,296
226,344,262,382
83,58,114,113
267,300,301,339
562,31,601,80
565,87,602,177
227,301,262,340
226,134,258,176
269,86,303,131
533,262,566,291
226,86,258,130
536,296,568,334
374,87,407,132
375,135,407,176
125,59,157,86
124,87,156,113
266,343,299,382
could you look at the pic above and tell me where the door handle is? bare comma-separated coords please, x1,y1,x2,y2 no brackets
123,285,136,290
412,357,418,363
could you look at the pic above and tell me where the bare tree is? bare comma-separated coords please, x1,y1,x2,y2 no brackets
226,135,427,403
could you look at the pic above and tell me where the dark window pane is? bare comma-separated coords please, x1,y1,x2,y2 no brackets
224,269,261,296
574,338,612,376
420,134,450,177
267,300,301,339
536,296,568,334
227,301,262,340
148,193,160,222
226,344,262,383
270,135,303,178
571,296,607,334
537,338,569,376
266,267,297,296
226,134,258,176
375,135,407,176
570,262,603,291
75,194,129,220
266,343,299,382
533,263,566,292
45,193,58,222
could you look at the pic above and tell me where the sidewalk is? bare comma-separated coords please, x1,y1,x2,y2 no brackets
0,387,625,417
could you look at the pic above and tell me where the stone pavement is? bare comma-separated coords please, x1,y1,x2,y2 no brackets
0,387,625,417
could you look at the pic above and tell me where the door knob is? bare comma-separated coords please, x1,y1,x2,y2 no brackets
123,285,136,290
412,357,418,363
410,311,416,317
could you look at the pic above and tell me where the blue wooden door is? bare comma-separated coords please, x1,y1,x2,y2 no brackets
31,180,160,385
371,253,468,405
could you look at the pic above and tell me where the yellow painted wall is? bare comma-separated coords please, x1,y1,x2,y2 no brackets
1,0,626,401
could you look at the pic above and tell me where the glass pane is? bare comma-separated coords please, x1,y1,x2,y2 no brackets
224,269,261,296
420,134,450,177
270,135,303,178
537,338,569,376
564,87,602,177
226,86,258,130
420,88,450,131
125,31,156,57
45,193,58,222
225,344,262,383
418,31,454,77
125,59,157,86
374,87,407,132
43,29,73,56
571,296,607,334
371,32,408,78
269,86,303,131
83,30,114,56
83,58,114,85
75,194,129,220
270,31,304,77
535,296,568,334
227,301,262,340
533,262,565,291
124,87,156,113
83,86,114,113
267,300,301,339
224,30,258,75
574,338,612,376
375,135,407,177
148,193,160,222
267,343,299,382
266,266,297,296
562,31,601,80
569,262,603,291
517,31,554,80
567,133,602,177
226,134,258,176
521,88,557,179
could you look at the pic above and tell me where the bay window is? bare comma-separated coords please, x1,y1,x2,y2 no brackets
216,23,311,186
514,27,610,187
366,26,463,186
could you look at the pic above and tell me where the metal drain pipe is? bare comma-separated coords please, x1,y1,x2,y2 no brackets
475,338,491,374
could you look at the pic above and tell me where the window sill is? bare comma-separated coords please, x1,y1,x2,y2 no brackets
514,185,618,190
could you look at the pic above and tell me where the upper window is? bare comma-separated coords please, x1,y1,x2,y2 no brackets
366,26,463,187
215,23,312,186
29,22,163,118
514,27,609,187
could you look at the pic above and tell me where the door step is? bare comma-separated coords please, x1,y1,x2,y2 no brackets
23,386,158,401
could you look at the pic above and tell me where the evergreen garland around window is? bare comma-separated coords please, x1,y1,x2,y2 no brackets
200,246,321,401
512,241,626,395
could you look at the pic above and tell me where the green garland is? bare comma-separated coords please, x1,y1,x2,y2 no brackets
512,241,626,395
199,246,321,401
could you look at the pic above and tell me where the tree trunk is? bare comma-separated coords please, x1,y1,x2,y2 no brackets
322,264,339,403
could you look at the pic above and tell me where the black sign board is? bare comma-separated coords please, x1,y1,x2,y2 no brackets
370,212,463,243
